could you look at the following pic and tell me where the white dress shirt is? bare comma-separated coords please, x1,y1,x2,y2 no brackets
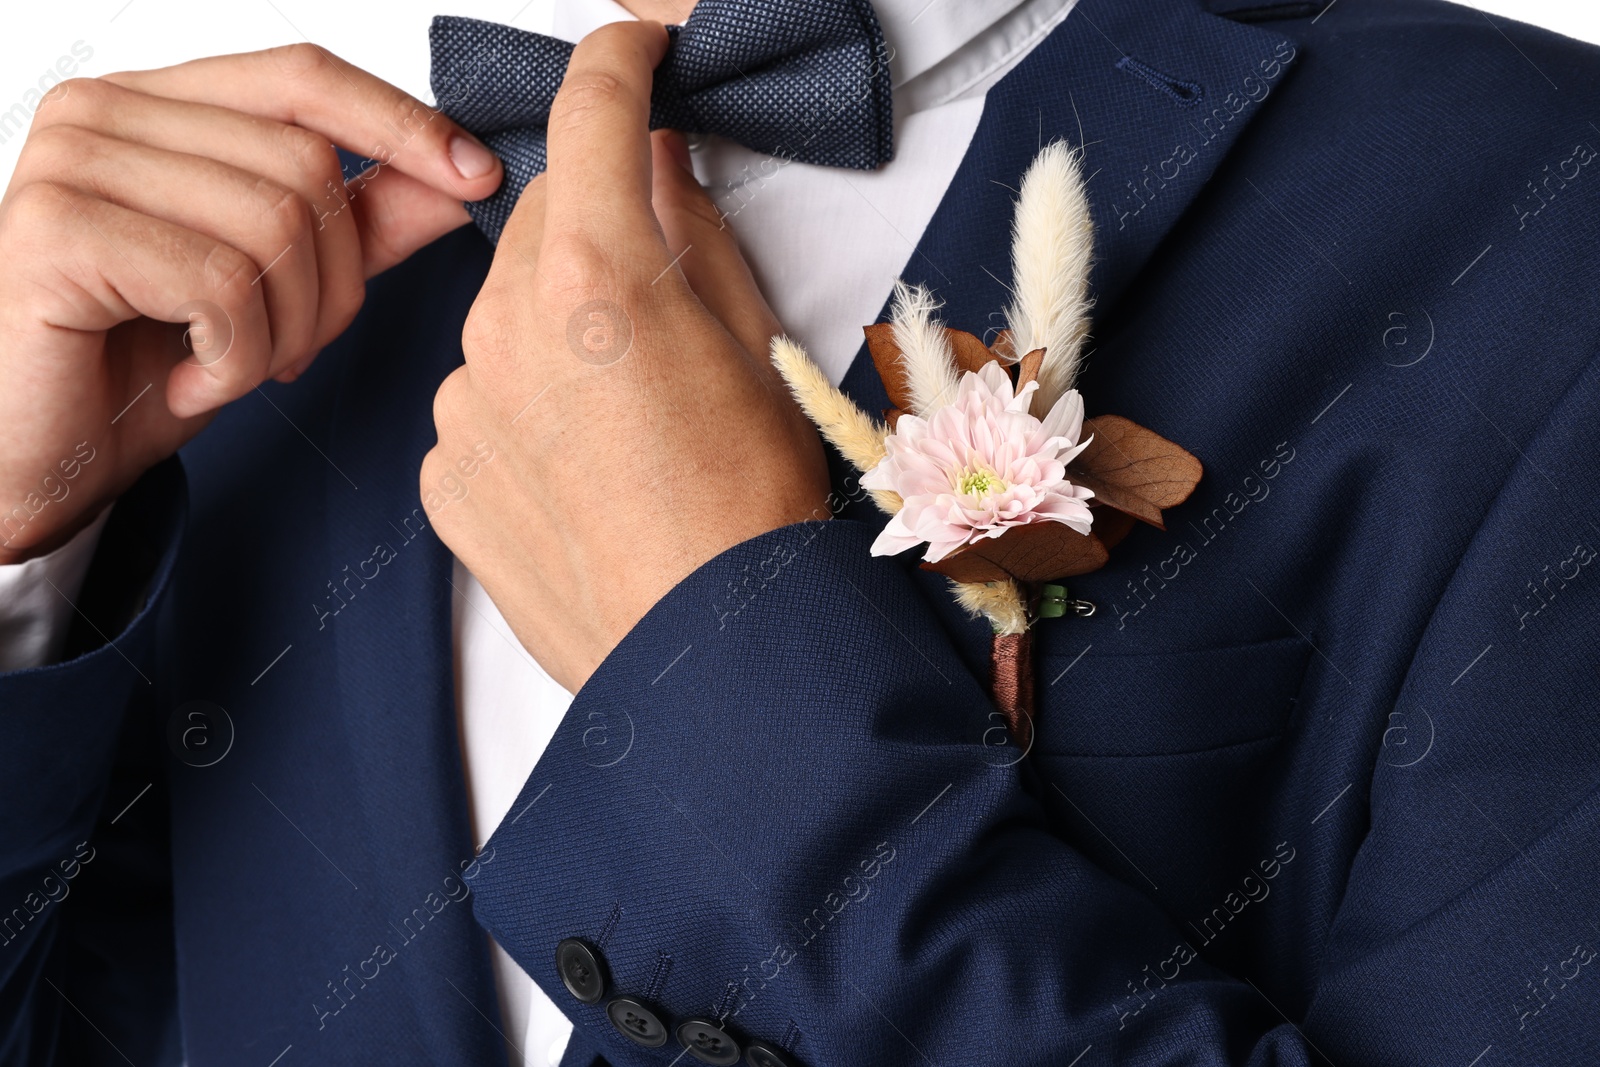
0,0,1076,1061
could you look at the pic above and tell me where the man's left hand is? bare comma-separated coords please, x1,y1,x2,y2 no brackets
424,21,830,694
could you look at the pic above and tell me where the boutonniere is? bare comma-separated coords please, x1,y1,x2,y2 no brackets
771,142,1202,744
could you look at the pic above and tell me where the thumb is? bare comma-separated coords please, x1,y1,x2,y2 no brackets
649,130,783,365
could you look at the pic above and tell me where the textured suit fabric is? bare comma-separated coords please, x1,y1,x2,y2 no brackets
429,0,893,242
3,0,1600,1064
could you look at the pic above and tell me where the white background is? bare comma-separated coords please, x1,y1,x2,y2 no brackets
0,0,1595,190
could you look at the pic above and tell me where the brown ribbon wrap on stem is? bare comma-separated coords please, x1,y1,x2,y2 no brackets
990,630,1036,746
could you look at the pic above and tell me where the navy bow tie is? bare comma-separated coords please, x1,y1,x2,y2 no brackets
429,0,894,243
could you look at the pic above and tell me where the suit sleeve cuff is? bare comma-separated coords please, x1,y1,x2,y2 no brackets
469,518,992,1046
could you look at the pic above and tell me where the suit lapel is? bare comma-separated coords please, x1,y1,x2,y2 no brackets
840,0,1301,415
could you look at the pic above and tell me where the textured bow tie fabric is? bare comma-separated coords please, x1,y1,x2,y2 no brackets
429,0,894,243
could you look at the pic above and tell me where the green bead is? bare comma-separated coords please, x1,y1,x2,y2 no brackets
1041,583,1067,600
1037,599,1067,619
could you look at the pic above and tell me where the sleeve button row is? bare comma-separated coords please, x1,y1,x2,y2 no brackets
555,937,804,1066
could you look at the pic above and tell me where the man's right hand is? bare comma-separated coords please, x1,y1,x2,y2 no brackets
0,44,503,564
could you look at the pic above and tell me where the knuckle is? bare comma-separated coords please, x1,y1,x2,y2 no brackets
202,242,259,306
418,449,449,513
59,76,104,103
25,121,78,153
460,299,518,368
278,122,341,182
384,97,439,153
551,69,627,127
265,42,336,81
16,122,90,172
255,178,312,245
538,230,622,302
2,182,72,232
419,444,445,485
431,365,472,430
33,78,103,124
418,449,463,537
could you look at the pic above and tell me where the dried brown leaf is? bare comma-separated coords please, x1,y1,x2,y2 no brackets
1016,348,1046,391
921,522,1109,583
1071,471,1166,528
945,328,1001,376
1070,415,1202,517
864,323,914,412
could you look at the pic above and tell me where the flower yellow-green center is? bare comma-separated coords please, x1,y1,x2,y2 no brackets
957,469,1005,497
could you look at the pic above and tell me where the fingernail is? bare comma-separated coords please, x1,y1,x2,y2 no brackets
663,129,693,173
449,133,498,180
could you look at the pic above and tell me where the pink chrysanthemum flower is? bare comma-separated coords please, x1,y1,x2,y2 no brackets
862,361,1095,563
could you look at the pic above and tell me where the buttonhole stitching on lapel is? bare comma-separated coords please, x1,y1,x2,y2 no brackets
1210,2,1320,24
781,1020,803,1050
1115,55,1204,108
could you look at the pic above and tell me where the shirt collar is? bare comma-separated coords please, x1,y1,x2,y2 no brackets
874,0,1033,86
549,0,1048,89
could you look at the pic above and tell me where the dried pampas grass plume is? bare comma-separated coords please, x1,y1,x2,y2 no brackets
952,579,1029,636
889,281,962,414
769,336,884,470
1005,140,1095,414
769,335,900,516
771,334,1025,631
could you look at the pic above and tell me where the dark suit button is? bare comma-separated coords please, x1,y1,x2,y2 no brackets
746,1042,800,1067
606,997,668,1047
555,939,608,1004
677,1018,741,1065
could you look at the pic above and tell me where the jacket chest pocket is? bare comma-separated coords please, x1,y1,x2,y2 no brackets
1033,634,1313,757
1029,635,1314,899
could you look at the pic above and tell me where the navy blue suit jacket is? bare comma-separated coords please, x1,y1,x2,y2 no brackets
4,0,1599,1063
